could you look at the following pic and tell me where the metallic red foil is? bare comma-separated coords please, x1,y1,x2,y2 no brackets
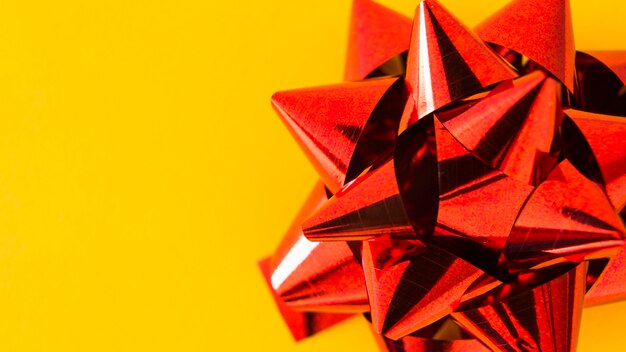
258,258,354,341
438,71,563,186
433,116,534,276
575,52,626,116
374,335,489,352
566,109,626,211
502,160,625,272
362,238,485,339
268,183,369,314
302,159,414,241
453,264,587,352
404,0,516,125
271,78,403,193
345,0,412,81
475,0,576,92
583,51,626,85
368,316,490,352
261,0,626,350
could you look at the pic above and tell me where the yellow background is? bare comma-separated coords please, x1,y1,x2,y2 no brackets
0,0,623,351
